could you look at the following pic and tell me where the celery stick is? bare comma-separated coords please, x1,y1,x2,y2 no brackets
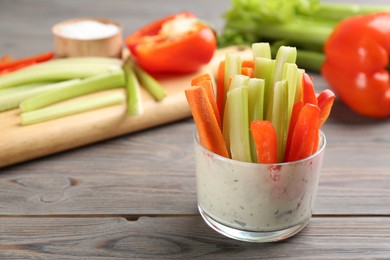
229,74,249,90
252,42,271,59
133,65,167,101
294,68,305,103
20,92,125,126
254,57,274,121
224,52,242,94
20,70,125,112
40,57,123,66
248,78,265,163
282,63,298,128
222,97,230,155
272,80,288,162
0,80,80,112
266,46,297,121
227,86,252,163
0,63,122,90
124,63,143,115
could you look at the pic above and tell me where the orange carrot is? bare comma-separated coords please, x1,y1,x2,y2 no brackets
216,60,225,121
251,120,278,164
242,59,255,69
191,73,212,87
195,79,222,129
0,51,54,71
241,67,254,78
185,86,229,158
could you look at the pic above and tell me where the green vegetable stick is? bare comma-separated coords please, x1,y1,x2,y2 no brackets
0,80,80,112
20,70,125,112
294,68,305,103
224,52,242,95
252,42,271,59
0,63,122,90
20,92,125,126
282,63,298,129
272,80,288,163
266,46,296,121
133,65,167,101
227,86,252,163
254,57,274,120
124,63,143,115
248,78,265,162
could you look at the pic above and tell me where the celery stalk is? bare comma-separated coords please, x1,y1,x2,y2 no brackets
39,57,123,66
227,86,252,163
224,52,242,95
282,63,298,129
254,57,274,120
266,46,297,121
0,63,122,90
294,68,305,103
252,42,271,59
124,63,143,115
247,78,265,163
133,65,167,101
20,92,125,126
272,80,288,163
229,74,249,90
20,70,125,112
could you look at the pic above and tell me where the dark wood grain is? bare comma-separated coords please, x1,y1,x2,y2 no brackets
0,217,389,259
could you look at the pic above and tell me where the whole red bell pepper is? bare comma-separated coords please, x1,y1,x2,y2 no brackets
322,12,390,118
125,12,217,74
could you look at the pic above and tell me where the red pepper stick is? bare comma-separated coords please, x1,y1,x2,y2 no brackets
317,89,335,127
287,103,320,162
251,120,278,164
192,76,222,129
0,55,12,64
302,73,318,106
216,60,225,121
284,101,303,162
0,61,36,75
185,86,229,158
0,51,54,71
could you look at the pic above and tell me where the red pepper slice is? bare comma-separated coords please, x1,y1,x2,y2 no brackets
0,52,53,72
317,89,335,127
250,120,278,164
302,73,318,106
287,103,320,162
125,12,216,74
284,101,303,162
322,12,390,118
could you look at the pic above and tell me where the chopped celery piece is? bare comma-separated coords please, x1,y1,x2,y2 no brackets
227,86,252,163
124,63,143,115
295,68,305,103
266,46,297,121
20,92,125,126
0,82,50,111
133,65,167,101
252,42,271,59
39,57,123,66
272,80,288,162
224,52,242,94
230,74,249,90
0,63,122,90
254,57,274,120
282,63,298,128
248,78,265,162
222,97,231,155
20,70,125,112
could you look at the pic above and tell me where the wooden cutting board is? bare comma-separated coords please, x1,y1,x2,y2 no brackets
0,46,252,168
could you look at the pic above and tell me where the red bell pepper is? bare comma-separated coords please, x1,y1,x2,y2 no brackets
250,120,278,164
287,103,320,162
317,89,335,127
125,12,216,74
322,12,390,118
302,73,318,106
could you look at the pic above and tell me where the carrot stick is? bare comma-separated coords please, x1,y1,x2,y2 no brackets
0,52,54,71
185,86,229,158
242,59,255,69
251,120,278,164
241,67,254,78
216,60,225,121
195,79,222,129
191,73,212,86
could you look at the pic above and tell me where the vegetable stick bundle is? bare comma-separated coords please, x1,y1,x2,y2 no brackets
186,42,335,164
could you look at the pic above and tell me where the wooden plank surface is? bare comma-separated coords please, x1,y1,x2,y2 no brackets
1,217,390,259
1,0,390,259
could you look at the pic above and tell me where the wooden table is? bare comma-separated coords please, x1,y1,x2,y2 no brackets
1,0,390,258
